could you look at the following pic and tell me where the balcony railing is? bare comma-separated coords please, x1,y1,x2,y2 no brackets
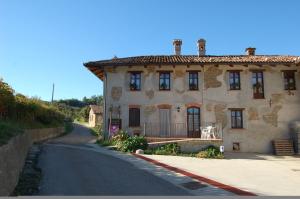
143,122,223,140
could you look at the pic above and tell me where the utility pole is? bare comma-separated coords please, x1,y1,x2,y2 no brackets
51,83,55,103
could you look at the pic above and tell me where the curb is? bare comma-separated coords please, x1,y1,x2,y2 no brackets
132,153,257,196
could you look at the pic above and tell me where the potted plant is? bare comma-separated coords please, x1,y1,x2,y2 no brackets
189,83,198,90
160,83,168,90
231,82,240,89
253,82,261,91
130,83,137,90
286,82,295,90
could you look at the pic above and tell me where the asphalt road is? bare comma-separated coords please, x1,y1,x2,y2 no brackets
38,124,190,196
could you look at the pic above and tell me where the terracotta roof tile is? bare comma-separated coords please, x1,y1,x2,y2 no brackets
90,105,102,114
84,55,300,68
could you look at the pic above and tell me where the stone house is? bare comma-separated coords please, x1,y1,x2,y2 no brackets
84,39,300,153
88,105,103,127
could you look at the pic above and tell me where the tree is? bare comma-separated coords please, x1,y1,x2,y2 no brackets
0,79,15,118
77,106,90,122
57,99,85,108
82,95,103,105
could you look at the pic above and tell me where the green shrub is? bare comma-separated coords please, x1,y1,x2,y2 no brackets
112,130,130,143
0,121,24,146
118,136,148,152
97,139,114,147
0,79,15,118
196,145,224,159
90,125,103,137
150,143,181,155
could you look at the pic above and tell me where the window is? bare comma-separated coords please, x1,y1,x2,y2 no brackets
252,71,264,99
129,108,140,127
159,72,170,90
130,72,141,91
233,142,240,151
189,72,199,90
283,71,296,90
231,109,243,128
229,71,240,90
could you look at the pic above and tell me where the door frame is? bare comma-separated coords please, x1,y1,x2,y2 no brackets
159,108,171,137
187,107,201,138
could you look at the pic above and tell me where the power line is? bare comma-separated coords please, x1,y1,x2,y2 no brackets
51,83,55,103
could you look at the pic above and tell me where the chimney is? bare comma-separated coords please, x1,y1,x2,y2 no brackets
173,39,182,55
197,39,206,56
245,47,256,56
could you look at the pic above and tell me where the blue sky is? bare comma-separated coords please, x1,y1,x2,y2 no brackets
0,0,299,101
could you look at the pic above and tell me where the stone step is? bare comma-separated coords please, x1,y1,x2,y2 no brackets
273,139,294,156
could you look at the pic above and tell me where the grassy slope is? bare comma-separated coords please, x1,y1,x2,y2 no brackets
0,121,24,145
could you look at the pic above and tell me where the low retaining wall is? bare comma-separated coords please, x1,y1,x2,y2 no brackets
0,127,64,196
148,139,223,153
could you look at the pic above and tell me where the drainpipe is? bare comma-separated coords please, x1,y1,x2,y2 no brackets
103,71,108,140
202,65,205,127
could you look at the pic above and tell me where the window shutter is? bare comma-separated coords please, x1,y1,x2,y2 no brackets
185,72,189,91
137,108,140,126
140,73,144,91
154,73,159,91
125,72,131,91
129,108,140,127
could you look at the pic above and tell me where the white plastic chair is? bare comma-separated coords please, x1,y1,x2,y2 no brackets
200,127,209,139
207,126,217,139
201,126,216,139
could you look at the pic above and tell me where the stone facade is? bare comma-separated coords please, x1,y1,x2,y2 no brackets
0,127,64,196
291,121,300,154
102,64,300,153
89,105,103,127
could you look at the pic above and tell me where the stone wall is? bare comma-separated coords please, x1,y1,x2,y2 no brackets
0,127,64,196
148,139,223,153
178,139,222,153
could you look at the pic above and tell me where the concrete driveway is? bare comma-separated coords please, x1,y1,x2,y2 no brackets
140,152,300,196
37,124,192,196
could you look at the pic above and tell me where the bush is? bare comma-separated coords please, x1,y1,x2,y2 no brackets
0,121,24,146
97,139,114,147
0,79,15,118
14,94,65,128
146,143,181,155
196,145,224,159
118,136,148,152
112,130,130,143
90,125,103,137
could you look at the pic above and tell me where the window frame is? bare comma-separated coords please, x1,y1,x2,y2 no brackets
188,72,199,91
159,72,171,91
129,107,140,127
283,70,296,90
129,72,141,91
252,71,265,99
228,71,241,90
230,109,244,129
